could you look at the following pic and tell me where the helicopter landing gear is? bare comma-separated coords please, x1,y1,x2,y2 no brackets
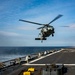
52,34,54,37
35,37,46,40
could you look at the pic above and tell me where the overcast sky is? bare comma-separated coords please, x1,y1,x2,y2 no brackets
0,0,75,46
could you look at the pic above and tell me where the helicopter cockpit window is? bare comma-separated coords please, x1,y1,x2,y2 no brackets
43,28,47,32
48,27,52,30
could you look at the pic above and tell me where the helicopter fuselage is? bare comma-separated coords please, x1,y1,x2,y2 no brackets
41,26,55,38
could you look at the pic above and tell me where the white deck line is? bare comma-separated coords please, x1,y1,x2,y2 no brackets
23,49,63,65
23,64,75,66
64,64,75,66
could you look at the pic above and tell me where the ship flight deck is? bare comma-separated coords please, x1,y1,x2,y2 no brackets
0,48,75,75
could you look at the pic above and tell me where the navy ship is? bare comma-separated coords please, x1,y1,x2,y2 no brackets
0,48,75,75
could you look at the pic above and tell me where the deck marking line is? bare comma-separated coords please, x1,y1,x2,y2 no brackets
23,64,75,66
23,49,63,65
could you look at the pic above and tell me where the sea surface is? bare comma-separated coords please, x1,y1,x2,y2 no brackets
0,46,71,62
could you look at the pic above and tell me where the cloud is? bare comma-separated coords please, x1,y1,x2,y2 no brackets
0,31,20,37
0,30,34,46
69,24,75,28
0,30,36,39
18,26,36,30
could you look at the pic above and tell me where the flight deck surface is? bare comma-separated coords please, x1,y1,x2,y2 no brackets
0,48,75,75
31,48,75,64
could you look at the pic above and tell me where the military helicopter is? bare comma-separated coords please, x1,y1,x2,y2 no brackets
19,14,63,42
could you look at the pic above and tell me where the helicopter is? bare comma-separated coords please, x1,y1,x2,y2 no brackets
19,14,63,42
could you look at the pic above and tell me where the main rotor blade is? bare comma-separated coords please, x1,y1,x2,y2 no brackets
48,14,63,24
19,19,44,25
37,27,44,29
60,26,69,27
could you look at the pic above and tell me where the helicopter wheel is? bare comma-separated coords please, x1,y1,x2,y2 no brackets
52,34,54,37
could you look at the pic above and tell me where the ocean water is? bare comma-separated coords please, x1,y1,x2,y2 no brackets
0,46,70,62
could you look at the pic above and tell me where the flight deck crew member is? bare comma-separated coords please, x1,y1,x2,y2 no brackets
25,55,29,63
